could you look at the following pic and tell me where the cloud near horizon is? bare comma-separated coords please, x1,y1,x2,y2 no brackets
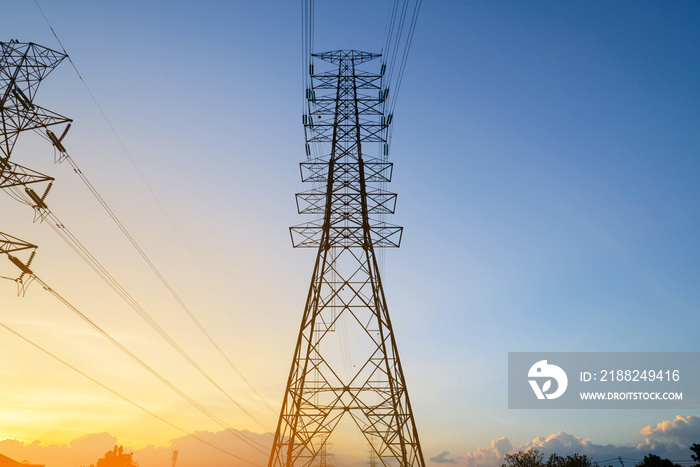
0,433,118,467
638,415,700,449
431,450,459,464
0,430,272,467
429,415,700,467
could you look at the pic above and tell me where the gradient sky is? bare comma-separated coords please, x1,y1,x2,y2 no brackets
1,1,699,466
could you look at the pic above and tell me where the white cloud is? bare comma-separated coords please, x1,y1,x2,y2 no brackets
427,415,700,467
431,451,458,464
639,415,700,448
454,437,513,467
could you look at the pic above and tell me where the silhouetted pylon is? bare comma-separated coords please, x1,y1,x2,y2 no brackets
269,50,425,467
1,41,72,163
0,41,70,291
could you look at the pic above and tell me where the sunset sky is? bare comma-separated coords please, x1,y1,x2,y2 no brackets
1,1,699,467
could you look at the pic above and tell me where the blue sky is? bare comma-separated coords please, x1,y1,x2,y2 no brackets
1,1,699,466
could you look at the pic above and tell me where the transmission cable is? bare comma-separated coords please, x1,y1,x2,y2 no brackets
57,145,275,416
381,0,401,60
2,261,269,455
0,321,263,467
386,0,422,116
32,0,275,414
4,183,272,434
377,0,423,157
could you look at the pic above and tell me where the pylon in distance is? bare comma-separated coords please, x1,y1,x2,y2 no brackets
269,50,425,467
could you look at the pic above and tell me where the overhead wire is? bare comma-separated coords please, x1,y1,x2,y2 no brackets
302,0,309,118
5,264,270,455
54,139,276,418
31,0,276,416
377,0,423,273
310,0,323,162
4,183,272,434
387,0,422,116
0,321,263,467
302,0,321,162
378,0,421,285
380,0,423,151
303,0,326,163
385,0,410,93
381,0,400,59
376,1,402,275
379,0,422,276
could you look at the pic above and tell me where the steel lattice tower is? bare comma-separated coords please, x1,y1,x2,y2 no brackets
1,41,70,284
1,41,71,215
1,41,71,164
269,50,425,467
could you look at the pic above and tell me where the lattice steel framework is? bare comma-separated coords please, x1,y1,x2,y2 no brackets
1,41,70,282
0,40,69,212
1,41,71,163
0,230,38,292
269,50,425,467
0,231,37,256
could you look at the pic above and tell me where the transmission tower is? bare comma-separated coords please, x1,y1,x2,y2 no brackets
317,438,334,467
1,40,71,204
369,444,378,467
1,41,71,288
1,41,72,163
269,50,425,467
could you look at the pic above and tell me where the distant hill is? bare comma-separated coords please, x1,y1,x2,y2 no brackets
0,453,45,467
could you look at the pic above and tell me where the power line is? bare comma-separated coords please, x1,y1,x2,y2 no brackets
63,146,277,421
387,0,422,115
17,267,270,455
5,184,272,432
31,0,275,414
0,32,274,460
1,239,268,454
0,321,264,467
380,0,422,160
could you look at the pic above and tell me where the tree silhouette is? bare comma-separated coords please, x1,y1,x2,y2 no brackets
503,447,699,467
503,450,595,467
546,453,592,467
82,445,138,467
635,454,680,467
503,449,545,467
690,444,700,467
